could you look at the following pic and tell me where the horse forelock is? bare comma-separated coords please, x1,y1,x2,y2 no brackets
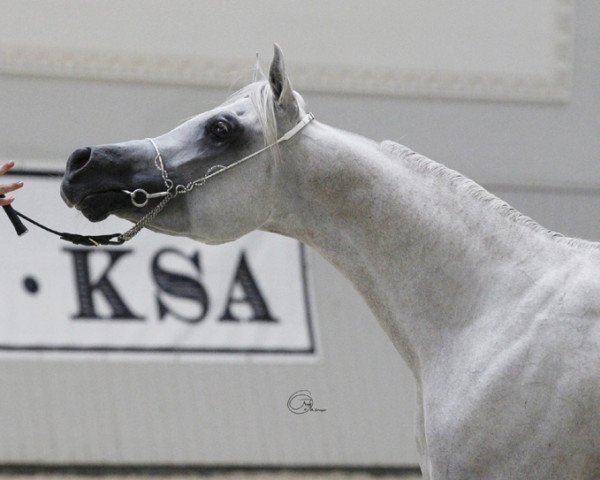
222,81,281,161
380,140,600,251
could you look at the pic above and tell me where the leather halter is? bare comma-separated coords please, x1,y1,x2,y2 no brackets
122,112,315,209
4,113,315,246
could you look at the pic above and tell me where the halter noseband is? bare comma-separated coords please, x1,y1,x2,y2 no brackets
4,113,315,246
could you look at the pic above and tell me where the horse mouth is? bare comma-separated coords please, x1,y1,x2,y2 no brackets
76,190,130,222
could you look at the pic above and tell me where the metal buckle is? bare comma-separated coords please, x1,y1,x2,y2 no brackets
123,188,169,208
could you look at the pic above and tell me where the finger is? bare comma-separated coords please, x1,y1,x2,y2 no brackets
0,161,15,175
0,181,24,195
0,196,14,206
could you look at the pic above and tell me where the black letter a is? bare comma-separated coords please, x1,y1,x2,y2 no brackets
219,252,277,322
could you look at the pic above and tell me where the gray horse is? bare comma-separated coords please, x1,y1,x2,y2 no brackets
61,46,600,479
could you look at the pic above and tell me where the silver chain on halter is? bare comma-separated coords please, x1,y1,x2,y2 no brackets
117,112,315,243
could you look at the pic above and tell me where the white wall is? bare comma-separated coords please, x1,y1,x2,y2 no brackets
0,0,598,468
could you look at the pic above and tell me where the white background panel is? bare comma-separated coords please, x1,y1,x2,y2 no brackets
0,0,599,471
0,0,573,101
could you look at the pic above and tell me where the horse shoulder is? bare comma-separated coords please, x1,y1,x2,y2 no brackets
422,252,600,478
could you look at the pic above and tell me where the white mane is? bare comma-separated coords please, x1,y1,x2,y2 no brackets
222,69,307,163
223,81,279,151
380,140,600,251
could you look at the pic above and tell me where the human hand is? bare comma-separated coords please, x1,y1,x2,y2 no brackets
0,161,24,206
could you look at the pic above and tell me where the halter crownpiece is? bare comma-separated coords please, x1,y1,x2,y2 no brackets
6,112,315,246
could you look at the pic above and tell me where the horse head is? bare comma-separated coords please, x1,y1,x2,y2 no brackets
60,45,308,244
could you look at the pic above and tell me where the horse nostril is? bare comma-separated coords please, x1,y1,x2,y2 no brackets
67,147,92,174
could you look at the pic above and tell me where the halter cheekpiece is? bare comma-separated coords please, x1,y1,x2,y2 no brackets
4,113,315,246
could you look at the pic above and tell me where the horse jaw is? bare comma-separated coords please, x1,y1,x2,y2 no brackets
114,197,192,238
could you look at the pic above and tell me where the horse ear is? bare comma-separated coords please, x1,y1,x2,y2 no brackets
269,44,298,113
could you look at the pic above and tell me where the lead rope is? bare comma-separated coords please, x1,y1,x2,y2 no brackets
4,113,315,247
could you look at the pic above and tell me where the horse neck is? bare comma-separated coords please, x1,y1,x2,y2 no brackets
264,122,571,376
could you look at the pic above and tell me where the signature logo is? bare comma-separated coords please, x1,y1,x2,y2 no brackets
287,390,326,414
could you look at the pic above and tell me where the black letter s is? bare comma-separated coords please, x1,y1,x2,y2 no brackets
152,248,209,323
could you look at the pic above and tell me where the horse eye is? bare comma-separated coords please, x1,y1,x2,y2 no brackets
209,120,231,140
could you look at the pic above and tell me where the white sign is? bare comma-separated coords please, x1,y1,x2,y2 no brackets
0,165,316,355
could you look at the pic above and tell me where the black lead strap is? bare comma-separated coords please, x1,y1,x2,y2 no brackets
1,194,28,236
1,194,123,246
